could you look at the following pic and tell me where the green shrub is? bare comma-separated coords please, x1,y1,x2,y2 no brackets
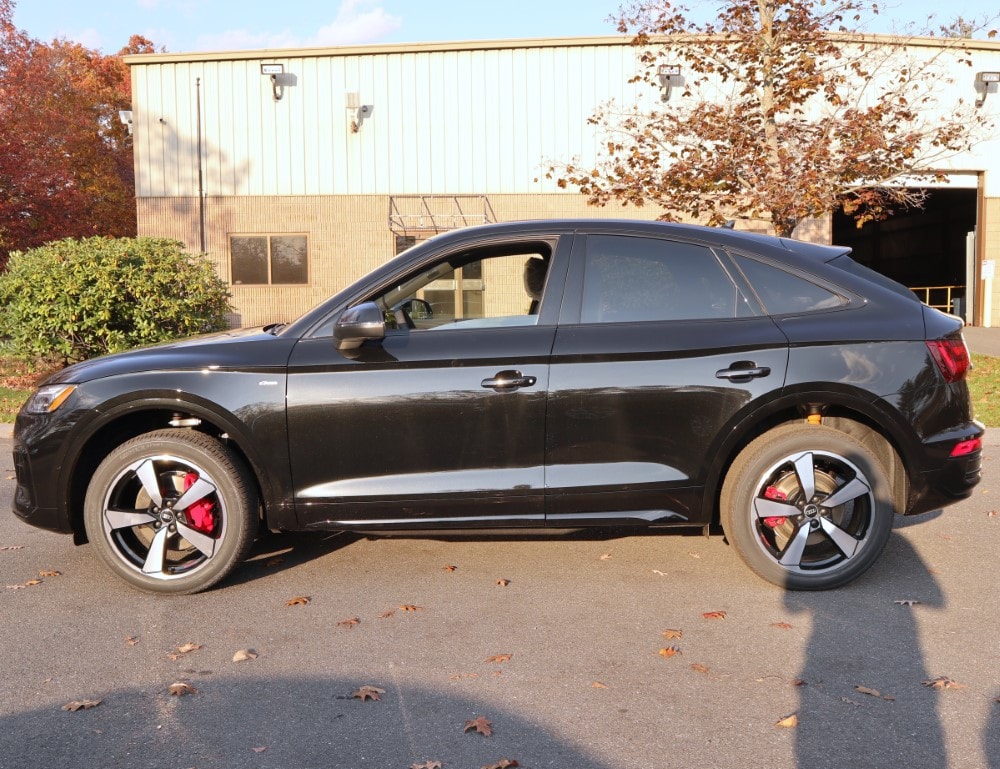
0,237,232,365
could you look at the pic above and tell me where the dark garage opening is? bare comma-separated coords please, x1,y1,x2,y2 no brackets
832,188,977,321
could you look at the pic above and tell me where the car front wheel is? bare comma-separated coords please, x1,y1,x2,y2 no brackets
720,423,894,590
83,429,257,594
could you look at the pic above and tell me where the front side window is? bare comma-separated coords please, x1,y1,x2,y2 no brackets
581,235,746,323
371,243,553,331
231,235,308,285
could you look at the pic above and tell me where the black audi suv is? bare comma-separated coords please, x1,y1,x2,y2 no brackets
11,220,983,593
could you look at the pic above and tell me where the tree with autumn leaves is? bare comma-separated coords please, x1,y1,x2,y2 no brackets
549,0,997,237
0,0,155,266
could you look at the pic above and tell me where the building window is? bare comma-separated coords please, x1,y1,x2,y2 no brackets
230,235,308,285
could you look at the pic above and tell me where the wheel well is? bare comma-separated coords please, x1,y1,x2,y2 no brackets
67,409,263,544
710,404,908,525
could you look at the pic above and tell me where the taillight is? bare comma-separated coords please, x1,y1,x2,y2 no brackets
950,438,981,457
926,339,971,383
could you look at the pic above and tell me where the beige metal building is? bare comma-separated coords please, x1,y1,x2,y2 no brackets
124,34,1000,328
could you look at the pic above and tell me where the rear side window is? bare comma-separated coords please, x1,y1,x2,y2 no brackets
582,235,748,323
733,254,844,315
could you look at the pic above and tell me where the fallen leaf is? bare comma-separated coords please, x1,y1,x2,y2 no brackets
691,663,711,674
662,628,683,640
591,681,608,689
411,762,443,769
855,685,895,701
791,679,808,687
168,681,197,696
894,599,921,606
464,715,493,736
337,617,361,629
770,622,793,630
658,646,682,659
485,654,512,664
62,699,101,712
987,510,997,518
167,642,203,660
841,697,862,707
599,553,612,560
252,746,268,753
482,760,519,769
124,636,139,646
399,604,425,612
688,551,701,559
495,578,510,587
651,569,668,576
922,676,965,690
39,570,61,577
443,564,457,572
285,596,310,606
353,685,386,702
702,611,727,620
775,713,798,728
379,609,396,619
0,545,25,551
232,649,259,662
449,673,480,680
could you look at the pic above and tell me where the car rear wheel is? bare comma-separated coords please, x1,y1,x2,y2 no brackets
83,429,256,594
720,423,894,590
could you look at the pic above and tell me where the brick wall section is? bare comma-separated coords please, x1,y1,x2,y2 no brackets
136,193,832,327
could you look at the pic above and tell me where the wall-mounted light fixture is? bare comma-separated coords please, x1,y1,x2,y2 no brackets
975,71,1000,108
657,64,683,102
118,110,133,135
346,91,372,132
261,62,285,101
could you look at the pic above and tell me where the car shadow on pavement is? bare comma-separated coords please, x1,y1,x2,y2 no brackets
0,676,612,769
788,527,947,769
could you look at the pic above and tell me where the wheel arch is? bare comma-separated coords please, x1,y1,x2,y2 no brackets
702,387,912,525
63,394,289,544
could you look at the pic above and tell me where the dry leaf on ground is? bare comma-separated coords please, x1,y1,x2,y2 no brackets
482,760,520,769
252,747,268,753
599,553,612,560
62,699,101,711
495,578,510,587
232,649,259,662
658,646,682,659
443,564,457,572
168,681,197,696
894,599,921,606
285,596,310,606
702,611,727,620
39,570,61,577
338,617,361,629
691,663,711,674
922,676,965,690
399,604,424,612
124,635,139,646
379,609,396,618
485,654,512,664
464,715,493,736
855,685,895,701
411,762,443,769
0,545,25,551
775,713,799,728
353,685,386,702
592,681,608,689
662,628,683,639
770,622,793,630
167,642,203,660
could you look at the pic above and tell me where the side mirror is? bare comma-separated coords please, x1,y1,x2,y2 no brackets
334,301,388,349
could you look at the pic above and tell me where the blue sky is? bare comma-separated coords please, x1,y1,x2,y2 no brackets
12,0,999,54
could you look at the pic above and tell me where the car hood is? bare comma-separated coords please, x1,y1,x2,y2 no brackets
42,327,297,385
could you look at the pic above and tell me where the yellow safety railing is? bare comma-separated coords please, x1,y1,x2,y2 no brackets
909,285,964,313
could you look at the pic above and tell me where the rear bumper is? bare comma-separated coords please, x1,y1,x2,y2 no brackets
904,422,984,516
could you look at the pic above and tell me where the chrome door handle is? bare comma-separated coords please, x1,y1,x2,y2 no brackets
715,364,771,381
481,370,537,391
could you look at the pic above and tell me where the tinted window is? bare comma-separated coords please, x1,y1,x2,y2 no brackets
733,253,843,314
581,235,743,323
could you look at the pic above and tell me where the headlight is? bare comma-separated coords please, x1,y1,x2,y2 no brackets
23,384,77,414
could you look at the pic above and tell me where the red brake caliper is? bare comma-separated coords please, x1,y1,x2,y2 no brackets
762,485,788,529
182,472,215,534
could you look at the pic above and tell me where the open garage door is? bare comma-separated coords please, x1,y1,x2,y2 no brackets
832,181,979,323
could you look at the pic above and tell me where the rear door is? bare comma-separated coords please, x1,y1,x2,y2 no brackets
545,232,789,525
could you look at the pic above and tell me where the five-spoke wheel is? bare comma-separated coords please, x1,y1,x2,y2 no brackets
84,429,256,594
721,424,893,590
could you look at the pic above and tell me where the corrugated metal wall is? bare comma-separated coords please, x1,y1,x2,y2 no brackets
130,42,646,199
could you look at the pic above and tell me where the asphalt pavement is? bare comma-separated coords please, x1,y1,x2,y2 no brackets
1,430,999,769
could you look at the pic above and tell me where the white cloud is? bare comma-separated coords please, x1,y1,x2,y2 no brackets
192,0,402,52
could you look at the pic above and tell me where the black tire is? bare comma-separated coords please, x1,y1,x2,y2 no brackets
83,429,257,594
720,423,894,590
